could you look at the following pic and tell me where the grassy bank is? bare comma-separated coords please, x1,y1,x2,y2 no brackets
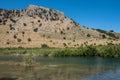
0,45,120,58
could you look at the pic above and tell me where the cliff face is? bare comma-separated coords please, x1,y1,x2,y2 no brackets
0,5,119,48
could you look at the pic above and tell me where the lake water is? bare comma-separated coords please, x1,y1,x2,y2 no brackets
0,55,120,80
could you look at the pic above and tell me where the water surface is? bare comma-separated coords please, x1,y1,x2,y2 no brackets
0,55,120,80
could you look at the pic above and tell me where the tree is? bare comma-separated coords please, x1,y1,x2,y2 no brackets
110,30,114,32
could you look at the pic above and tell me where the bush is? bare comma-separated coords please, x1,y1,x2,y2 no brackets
102,34,106,38
110,30,114,32
28,38,31,42
43,34,45,37
38,20,40,22
87,34,91,37
60,31,64,34
14,35,17,39
23,23,27,26
6,42,10,45
0,19,2,24
17,38,22,42
63,37,66,40
63,43,67,47
22,31,25,34
96,29,117,39
78,45,98,56
100,45,120,57
10,24,15,30
67,27,70,30
6,31,9,34
34,28,38,32
53,49,73,57
10,18,16,23
41,44,49,48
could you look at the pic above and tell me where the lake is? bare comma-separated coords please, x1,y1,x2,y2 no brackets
0,54,120,80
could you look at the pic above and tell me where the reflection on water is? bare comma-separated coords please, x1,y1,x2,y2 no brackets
0,55,120,80
83,70,120,80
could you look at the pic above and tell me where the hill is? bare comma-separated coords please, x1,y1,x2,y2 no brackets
0,5,120,48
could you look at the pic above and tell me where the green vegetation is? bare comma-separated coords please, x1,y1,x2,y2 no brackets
41,44,49,48
102,34,106,38
87,34,91,37
96,29,118,39
0,45,120,58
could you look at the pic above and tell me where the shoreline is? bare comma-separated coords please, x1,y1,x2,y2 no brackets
0,45,120,58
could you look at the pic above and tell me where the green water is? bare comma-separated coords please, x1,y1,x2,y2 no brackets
0,55,120,80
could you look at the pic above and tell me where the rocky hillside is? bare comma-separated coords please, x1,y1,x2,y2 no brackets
0,5,119,48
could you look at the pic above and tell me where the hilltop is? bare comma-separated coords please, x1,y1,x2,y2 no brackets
0,5,120,48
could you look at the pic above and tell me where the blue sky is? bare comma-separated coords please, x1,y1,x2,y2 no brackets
0,0,120,32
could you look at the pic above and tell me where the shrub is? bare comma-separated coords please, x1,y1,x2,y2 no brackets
22,31,25,34
87,34,91,37
52,49,74,57
41,44,49,48
102,34,106,38
107,42,114,45
14,35,17,39
38,20,40,22
10,18,16,23
17,38,22,42
23,23,27,26
10,25,15,30
28,38,31,42
79,45,98,56
60,31,64,34
39,23,42,27
96,29,106,33
108,32,117,39
34,28,38,32
47,36,50,38
0,19,2,24
6,42,10,45
67,27,70,30
63,37,66,40
100,45,120,57
73,40,75,42
43,34,45,37
63,43,67,47
6,31,9,34
96,29,117,39
50,40,52,42
109,30,114,32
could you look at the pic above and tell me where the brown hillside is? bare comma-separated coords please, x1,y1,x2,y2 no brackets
0,5,120,48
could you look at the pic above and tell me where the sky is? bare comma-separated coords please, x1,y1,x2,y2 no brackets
0,0,120,32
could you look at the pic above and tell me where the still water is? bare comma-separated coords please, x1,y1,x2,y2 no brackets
0,55,120,80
